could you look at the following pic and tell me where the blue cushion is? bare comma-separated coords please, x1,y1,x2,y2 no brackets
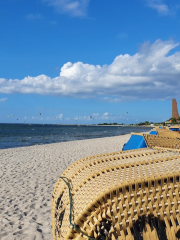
122,135,147,151
149,131,157,135
169,128,180,131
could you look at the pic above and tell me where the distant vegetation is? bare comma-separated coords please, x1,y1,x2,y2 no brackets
168,117,180,123
97,121,154,126
97,118,180,126
97,123,124,125
137,121,154,126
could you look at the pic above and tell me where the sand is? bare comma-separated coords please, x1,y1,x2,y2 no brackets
0,134,132,240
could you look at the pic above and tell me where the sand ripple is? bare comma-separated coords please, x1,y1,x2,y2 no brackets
0,135,130,240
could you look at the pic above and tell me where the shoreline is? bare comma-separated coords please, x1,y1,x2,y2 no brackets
0,134,146,240
0,124,152,150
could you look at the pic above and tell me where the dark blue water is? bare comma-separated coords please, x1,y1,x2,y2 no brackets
0,124,152,149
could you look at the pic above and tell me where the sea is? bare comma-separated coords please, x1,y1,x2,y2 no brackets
0,124,152,149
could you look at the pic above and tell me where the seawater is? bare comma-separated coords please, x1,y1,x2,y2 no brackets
0,124,152,149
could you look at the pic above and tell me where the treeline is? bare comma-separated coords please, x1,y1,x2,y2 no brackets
97,121,154,126
97,123,124,125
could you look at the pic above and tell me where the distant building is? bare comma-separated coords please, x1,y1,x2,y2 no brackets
172,99,179,119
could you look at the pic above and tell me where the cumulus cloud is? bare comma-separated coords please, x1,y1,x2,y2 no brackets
1,39,180,101
144,0,179,16
58,113,63,119
103,112,109,116
101,112,110,120
93,113,99,116
149,3,169,15
44,0,90,17
0,98,7,102
75,116,82,120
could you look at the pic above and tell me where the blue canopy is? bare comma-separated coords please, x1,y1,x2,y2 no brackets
122,134,147,151
169,127,180,131
149,130,157,135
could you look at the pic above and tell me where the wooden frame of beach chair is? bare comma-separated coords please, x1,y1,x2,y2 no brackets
51,147,180,240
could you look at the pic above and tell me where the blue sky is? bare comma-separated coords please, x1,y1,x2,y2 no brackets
0,0,180,124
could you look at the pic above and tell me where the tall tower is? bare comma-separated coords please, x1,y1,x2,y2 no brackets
172,99,179,119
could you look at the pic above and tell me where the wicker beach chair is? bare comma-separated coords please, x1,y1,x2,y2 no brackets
144,134,180,149
156,129,180,139
123,132,180,151
51,146,180,240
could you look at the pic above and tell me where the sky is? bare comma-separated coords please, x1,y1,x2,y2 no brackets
0,0,180,124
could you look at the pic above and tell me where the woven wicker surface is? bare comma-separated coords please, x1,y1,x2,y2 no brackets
157,129,180,139
144,134,180,149
53,149,157,199
51,148,180,240
154,146,180,153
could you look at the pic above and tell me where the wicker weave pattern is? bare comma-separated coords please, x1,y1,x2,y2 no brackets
72,176,180,240
157,129,180,139
52,149,158,238
51,148,180,240
144,134,180,149
61,149,152,179
53,149,178,203
154,147,180,153
53,149,157,207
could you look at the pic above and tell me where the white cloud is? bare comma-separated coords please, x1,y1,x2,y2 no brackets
93,113,99,116
0,98,7,102
144,0,179,16
44,0,90,17
101,112,110,120
75,116,82,120
149,3,169,15
58,113,63,119
1,39,180,101
26,14,43,20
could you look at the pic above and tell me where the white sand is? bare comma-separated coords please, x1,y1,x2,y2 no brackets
0,134,132,240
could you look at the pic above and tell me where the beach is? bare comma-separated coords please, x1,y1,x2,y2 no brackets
0,134,133,240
